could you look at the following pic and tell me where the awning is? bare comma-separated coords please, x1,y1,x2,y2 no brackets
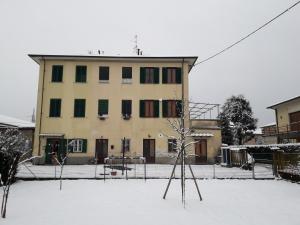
39,133,64,138
189,133,214,137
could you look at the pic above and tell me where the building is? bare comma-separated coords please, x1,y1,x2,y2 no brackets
268,96,300,143
261,122,277,144
29,54,221,164
0,114,35,149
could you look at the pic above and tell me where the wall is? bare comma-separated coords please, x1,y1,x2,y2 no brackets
33,58,191,164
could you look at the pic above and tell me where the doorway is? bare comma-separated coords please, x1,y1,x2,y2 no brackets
95,139,108,164
195,139,207,164
143,139,155,163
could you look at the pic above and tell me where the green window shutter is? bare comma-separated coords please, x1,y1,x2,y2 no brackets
52,65,63,82
176,100,182,117
140,67,146,83
162,100,168,117
82,139,87,153
74,99,86,117
162,68,168,84
140,100,145,117
122,100,132,115
154,68,159,84
76,66,87,82
176,68,182,84
99,67,109,80
98,100,108,115
68,139,74,153
154,100,159,117
49,99,61,117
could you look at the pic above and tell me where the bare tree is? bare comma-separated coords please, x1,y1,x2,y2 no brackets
162,100,202,207
51,140,73,190
0,129,27,218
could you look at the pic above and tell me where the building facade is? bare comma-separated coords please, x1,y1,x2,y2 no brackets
30,54,221,164
268,96,300,143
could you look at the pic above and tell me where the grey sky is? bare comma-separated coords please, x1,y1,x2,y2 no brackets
0,0,299,126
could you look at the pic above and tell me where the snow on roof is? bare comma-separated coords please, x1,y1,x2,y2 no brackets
267,96,300,109
253,128,262,135
0,114,35,128
189,133,214,137
261,122,276,128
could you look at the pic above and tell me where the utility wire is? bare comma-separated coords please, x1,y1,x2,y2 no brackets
194,1,300,66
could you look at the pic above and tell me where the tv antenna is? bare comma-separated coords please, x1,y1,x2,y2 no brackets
133,35,143,55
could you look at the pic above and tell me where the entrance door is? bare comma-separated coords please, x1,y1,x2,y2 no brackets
143,139,155,163
195,139,207,164
45,138,65,164
95,139,108,164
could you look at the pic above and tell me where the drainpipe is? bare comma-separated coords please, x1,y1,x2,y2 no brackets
275,108,279,144
38,58,46,156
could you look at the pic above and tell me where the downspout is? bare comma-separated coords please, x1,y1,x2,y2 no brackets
38,58,46,156
275,108,279,144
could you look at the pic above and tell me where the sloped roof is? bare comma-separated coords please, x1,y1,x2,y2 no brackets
0,114,35,129
267,96,300,109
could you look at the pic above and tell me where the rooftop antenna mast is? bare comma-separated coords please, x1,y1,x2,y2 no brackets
133,35,142,56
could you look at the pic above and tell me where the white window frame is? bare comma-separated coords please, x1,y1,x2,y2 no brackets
71,139,83,153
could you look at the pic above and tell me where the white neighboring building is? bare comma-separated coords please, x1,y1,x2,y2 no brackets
0,114,35,149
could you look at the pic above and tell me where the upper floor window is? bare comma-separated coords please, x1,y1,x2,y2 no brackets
122,100,132,118
52,65,63,82
162,100,182,118
98,99,109,116
122,67,132,78
162,67,181,84
99,66,109,82
140,100,159,118
168,139,177,152
74,99,86,118
68,139,87,153
76,66,87,83
140,67,159,84
49,98,61,117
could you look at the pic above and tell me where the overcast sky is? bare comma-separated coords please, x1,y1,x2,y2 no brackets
0,0,299,126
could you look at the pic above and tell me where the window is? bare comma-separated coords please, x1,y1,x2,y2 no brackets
122,67,132,79
98,99,109,116
74,99,86,117
168,139,177,152
162,67,181,84
140,67,159,84
162,100,182,118
122,100,132,116
99,66,109,82
121,138,130,152
49,99,61,117
140,100,159,118
68,139,87,153
76,66,87,82
52,65,63,82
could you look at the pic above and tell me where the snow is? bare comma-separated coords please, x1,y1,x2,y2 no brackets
17,164,274,179
261,122,276,128
0,114,34,128
253,128,262,135
1,179,299,225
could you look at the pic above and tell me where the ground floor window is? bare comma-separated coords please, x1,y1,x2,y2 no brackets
168,139,177,152
68,139,87,153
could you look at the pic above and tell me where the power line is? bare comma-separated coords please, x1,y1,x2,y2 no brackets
194,1,300,67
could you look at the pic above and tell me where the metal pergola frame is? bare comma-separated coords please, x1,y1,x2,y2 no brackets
189,102,220,120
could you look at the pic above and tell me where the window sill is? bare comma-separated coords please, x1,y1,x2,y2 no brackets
99,80,109,84
73,117,86,119
122,79,132,84
48,116,62,118
74,82,87,84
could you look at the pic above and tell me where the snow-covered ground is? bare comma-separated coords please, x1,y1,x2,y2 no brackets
17,163,274,179
1,179,299,225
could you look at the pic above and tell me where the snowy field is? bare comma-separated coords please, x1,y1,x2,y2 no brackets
1,179,300,225
17,163,274,179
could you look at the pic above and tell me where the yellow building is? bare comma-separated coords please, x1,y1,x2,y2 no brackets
268,96,300,143
29,54,221,164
